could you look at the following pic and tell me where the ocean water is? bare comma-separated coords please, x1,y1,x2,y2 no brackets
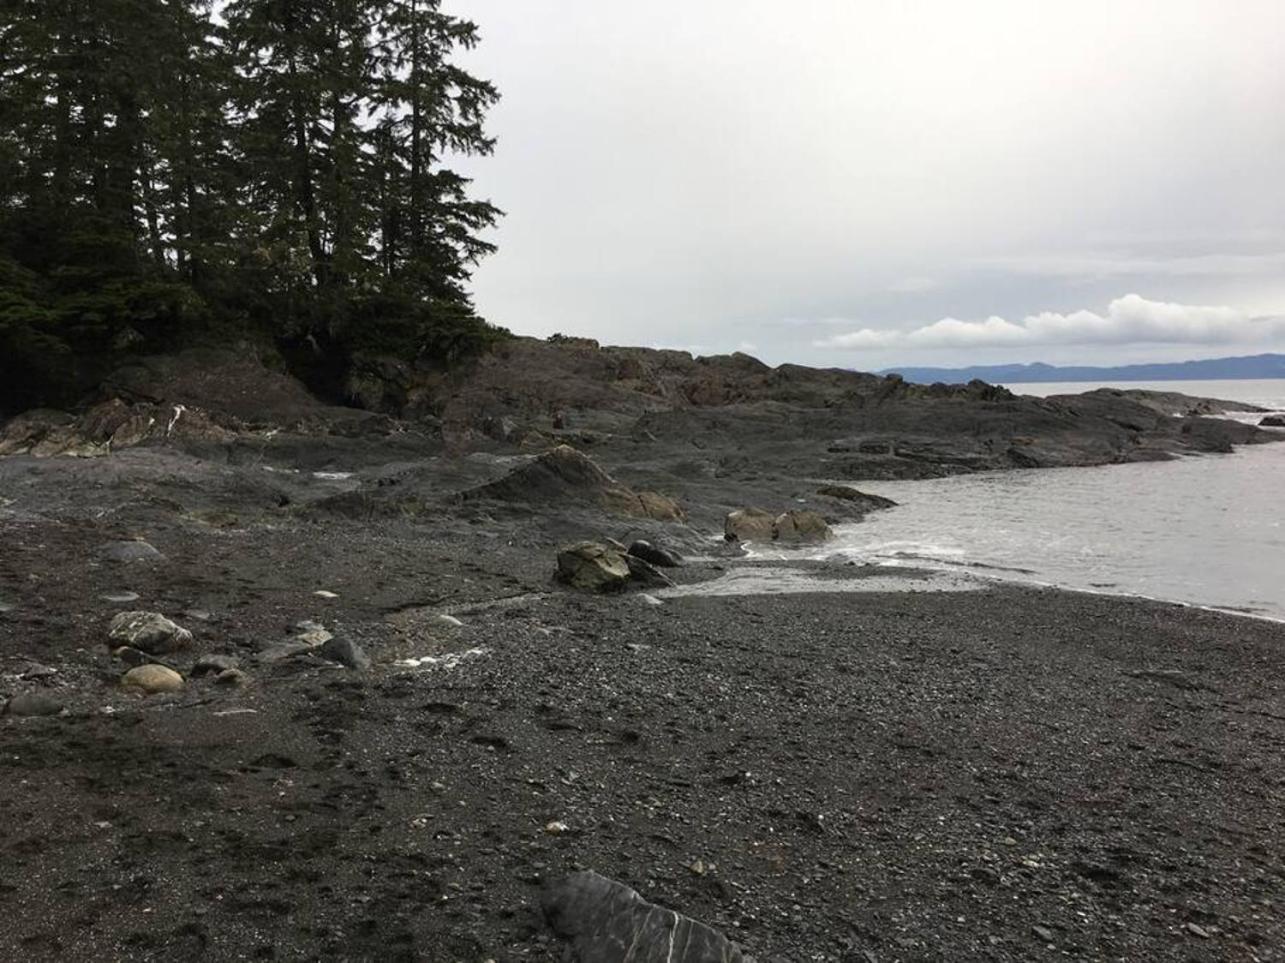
812,379,1285,620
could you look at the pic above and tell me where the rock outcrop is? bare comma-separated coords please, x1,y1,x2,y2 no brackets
1261,413,1285,427
466,445,683,520
542,871,747,963
816,485,897,511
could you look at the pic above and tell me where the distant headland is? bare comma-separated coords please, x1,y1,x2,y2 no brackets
881,352,1285,385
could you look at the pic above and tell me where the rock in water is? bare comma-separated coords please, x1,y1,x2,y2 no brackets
556,542,632,591
121,664,184,694
627,540,683,568
318,636,371,670
1261,413,1285,427
542,871,747,963
101,540,165,563
724,508,776,543
815,485,897,511
773,509,832,542
107,611,193,655
5,691,65,717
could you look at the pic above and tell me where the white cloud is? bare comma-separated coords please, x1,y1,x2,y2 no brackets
814,295,1285,351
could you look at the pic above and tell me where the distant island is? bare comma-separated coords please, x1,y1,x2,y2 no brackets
882,352,1285,385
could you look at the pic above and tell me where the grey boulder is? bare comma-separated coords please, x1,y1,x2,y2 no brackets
556,541,632,591
542,871,747,962
107,611,193,655
319,636,371,670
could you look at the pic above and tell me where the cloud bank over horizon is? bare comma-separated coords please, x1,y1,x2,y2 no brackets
813,295,1285,354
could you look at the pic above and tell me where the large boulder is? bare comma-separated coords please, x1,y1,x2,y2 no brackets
773,509,832,543
542,871,747,963
724,508,776,543
108,611,193,655
466,446,684,520
556,542,632,591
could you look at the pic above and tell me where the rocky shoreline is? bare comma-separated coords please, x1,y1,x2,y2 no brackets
2,343,1283,961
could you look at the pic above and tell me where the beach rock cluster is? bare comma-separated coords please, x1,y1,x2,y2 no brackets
556,540,680,592
724,508,832,544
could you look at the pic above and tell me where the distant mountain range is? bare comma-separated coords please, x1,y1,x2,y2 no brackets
881,353,1285,385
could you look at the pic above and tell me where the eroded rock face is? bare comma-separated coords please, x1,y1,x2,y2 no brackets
108,611,193,655
556,542,631,591
542,871,747,963
724,508,776,543
773,509,832,543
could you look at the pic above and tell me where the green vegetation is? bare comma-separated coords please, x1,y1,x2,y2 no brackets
0,0,505,411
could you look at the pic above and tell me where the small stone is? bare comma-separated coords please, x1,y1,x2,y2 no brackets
101,540,165,563
1185,923,1210,939
257,640,317,662
183,609,212,621
640,594,663,606
297,628,333,645
121,664,184,694
191,654,239,677
20,663,57,680
314,590,339,599
544,821,569,835
100,592,141,604
293,620,326,634
318,636,371,670
107,611,193,655
214,668,248,686
1031,925,1054,943
5,691,65,716
438,614,464,627
1001,836,1018,846
687,859,708,876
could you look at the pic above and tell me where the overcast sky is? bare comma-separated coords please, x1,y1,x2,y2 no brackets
451,0,1285,369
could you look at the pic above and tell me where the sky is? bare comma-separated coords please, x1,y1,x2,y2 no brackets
449,0,1285,370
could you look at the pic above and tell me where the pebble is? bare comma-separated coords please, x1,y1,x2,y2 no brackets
544,821,569,835
313,590,339,599
20,663,57,680
1185,923,1210,939
5,691,65,716
1031,925,1054,943
121,664,184,694
101,540,165,563
108,611,193,655
297,628,334,645
100,592,141,604
438,614,464,627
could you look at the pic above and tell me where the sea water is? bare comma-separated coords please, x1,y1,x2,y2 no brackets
808,379,1285,620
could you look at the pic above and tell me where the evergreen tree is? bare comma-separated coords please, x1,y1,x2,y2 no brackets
0,0,503,412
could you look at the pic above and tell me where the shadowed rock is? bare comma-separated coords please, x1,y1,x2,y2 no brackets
1261,413,1285,427
466,445,683,520
628,540,683,567
542,871,747,963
